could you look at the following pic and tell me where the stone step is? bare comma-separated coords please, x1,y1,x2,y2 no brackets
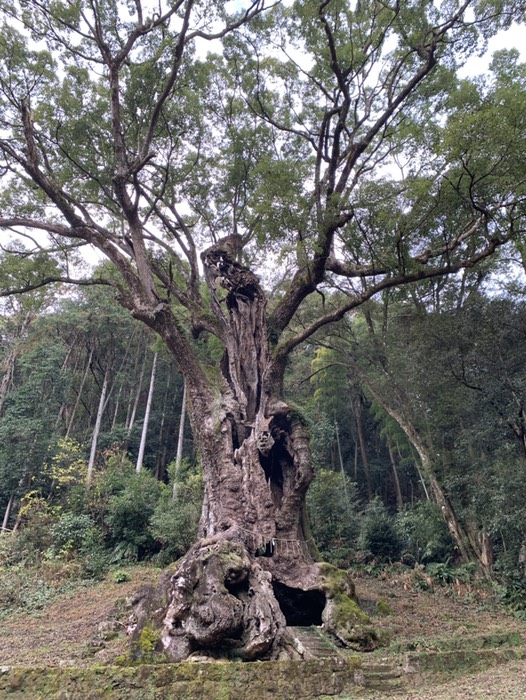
365,668,403,679
352,664,406,693
360,659,404,690
287,626,345,660
365,678,407,692
362,661,399,672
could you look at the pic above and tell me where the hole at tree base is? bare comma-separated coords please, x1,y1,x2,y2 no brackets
272,581,326,626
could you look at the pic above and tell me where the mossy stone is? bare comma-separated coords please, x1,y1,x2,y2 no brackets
319,564,382,652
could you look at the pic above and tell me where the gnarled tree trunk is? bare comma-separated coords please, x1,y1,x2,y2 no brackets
129,241,374,661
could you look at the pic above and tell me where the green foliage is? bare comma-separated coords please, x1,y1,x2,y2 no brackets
497,576,526,619
0,566,59,619
1,431,199,579
303,406,336,470
76,454,202,566
307,469,360,567
112,569,131,583
9,492,58,564
44,438,87,498
97,464,164,562
0,0,526,599
0,531,94,619
75,527,110,580
424,561,478,587
397,502,454,564
0,250,63,308
424,562,457,586
357,498,404,563
150,460,203,565
345,295,526,578
0,339,69,504
50,512,97,554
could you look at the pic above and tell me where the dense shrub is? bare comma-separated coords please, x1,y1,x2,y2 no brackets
104,470,164,561
357,498,404,562
150,462,203,565
397,501,454,564
307,469,361,566
50,513,97,554
7,451,205,572
5,493,57,565
50,512,109,578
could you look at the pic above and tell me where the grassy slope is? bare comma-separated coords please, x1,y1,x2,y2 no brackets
351,567,526,699
0,564,525,697
0,566,160,668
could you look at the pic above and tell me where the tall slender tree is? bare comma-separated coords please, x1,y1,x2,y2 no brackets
136,351,157,472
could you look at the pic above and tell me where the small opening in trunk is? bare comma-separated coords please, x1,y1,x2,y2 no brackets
259,449,284,489
225,577,250,596
254,540,275,558
272,581,326,626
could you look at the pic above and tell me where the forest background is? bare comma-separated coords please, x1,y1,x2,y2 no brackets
2,268,526,616
1,0,526,631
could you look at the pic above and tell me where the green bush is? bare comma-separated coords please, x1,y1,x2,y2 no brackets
3,493,57,566
397,501,454,564
150,464,203,565
307,469,361,567
79,530,110,579
49,511,109,578
0,532,18,567
50,512,97,554
104,470,164,561
81,456,165,562
112,569,131,583
357,498,404,562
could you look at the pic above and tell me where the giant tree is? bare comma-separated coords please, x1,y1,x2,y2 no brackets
1,0,525,660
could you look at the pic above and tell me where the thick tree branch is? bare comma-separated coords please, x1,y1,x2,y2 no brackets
268,2,474,339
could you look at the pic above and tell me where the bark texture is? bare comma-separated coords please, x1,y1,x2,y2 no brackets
129,240,375,661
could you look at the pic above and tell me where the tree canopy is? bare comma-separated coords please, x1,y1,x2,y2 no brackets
1,0,525,365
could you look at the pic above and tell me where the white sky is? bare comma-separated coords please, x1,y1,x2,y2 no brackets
459,22,526,77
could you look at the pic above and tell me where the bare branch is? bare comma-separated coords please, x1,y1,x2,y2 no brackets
0,276,112,297
277,234,508,359
187,1,278,42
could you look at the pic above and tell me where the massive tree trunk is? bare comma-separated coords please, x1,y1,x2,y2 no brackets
129,241,375,661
